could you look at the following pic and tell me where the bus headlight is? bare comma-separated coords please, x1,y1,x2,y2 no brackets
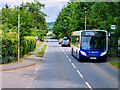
80,51,87,56
100,52,107,56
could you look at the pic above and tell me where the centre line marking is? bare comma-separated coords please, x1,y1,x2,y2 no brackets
85,82,92,90
68,58,72,62
77,70,83,78
66,55,68,58
72,63,76,68
24,78,34,80
60,44,92,90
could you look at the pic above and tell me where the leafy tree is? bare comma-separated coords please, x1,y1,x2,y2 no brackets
2,0,48,40
1,0,49,63
53,1,120,39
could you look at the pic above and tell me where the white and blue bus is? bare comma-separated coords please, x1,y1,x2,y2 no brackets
71,30,108,61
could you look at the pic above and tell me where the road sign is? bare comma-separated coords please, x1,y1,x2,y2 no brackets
111,25,115,29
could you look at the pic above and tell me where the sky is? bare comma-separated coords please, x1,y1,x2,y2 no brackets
0,0,69,22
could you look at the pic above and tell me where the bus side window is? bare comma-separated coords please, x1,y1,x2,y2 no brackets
72,36,75,45
75,36,79,48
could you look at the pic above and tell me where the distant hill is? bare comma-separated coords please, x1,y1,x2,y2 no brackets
47,22,55,26
47,22,55,30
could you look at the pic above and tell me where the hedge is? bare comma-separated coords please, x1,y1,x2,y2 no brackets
2,32,36,64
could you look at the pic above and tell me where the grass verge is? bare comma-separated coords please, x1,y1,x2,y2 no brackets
37,44,47,57
110,62,120,69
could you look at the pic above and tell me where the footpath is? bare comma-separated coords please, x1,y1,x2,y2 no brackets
0,42,47,72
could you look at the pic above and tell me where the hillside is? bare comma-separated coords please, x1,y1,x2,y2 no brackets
47,22,55,27
47,22,55,30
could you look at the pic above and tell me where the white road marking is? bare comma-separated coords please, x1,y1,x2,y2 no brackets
24,78,34,80
35,65,38,74
65,47,71,51
59,42,93,89
35,71,37,74
77,70,83,78
72,63,76,68
85,82,93,90
68,58,72,62
66,55,68,58
61,48,64,52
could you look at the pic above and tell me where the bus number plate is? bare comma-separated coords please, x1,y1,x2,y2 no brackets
90,57,97,59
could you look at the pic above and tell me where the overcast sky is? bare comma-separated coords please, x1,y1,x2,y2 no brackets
0,0,69,22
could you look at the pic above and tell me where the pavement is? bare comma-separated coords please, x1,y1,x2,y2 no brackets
0,42,47,72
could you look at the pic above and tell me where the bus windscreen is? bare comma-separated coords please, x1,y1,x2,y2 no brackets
81,31,106,50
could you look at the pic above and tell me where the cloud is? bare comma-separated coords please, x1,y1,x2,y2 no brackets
0,0,34,9
40,0,69,22
40,0,69,2
40,0,69,8
0,0,69,22
0,0,69,9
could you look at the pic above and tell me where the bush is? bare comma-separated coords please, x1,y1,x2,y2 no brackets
58,33,64,39
22,36,36,56
2,32,18,64
2,32,36,64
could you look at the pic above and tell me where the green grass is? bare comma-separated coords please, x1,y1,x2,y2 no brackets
110,62,120,69
36,42,43,49
37,44,47,57
45,39,48,42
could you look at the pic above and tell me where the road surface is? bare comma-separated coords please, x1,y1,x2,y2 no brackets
2,39,119,89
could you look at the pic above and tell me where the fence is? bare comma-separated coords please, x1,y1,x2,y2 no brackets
108,34,120,57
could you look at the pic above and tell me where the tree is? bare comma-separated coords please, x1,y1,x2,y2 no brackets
53,1,120,39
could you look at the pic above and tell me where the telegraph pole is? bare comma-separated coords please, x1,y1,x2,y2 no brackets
18,10,20,61
85,11,87,30
18,5,30,61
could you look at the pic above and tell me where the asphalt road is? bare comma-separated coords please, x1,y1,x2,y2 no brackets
34,39,119,89
2,39,119,89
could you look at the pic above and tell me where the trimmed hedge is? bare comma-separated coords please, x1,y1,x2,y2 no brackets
22,36,36,56
2,32,36,64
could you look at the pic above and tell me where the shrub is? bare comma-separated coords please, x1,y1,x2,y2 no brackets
2,32,36,64
2,31,18,64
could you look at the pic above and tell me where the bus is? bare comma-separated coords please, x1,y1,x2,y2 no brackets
71,30,108,61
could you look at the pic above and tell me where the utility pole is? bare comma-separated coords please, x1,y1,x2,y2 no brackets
18,10,20,61
85,11,87,30
18,5,30,61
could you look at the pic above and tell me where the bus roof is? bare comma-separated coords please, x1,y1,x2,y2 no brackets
71,30,107,36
